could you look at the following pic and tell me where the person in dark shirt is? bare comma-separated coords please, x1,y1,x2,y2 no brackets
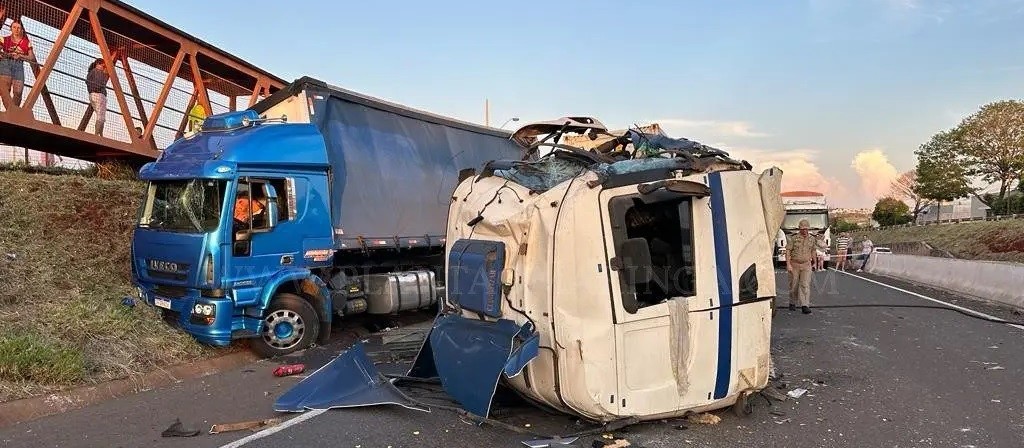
86,58,109,136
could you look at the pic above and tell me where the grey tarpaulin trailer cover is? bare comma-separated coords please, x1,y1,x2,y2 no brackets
252,77,524,250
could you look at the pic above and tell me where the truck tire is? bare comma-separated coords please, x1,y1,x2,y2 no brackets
251,293,320,358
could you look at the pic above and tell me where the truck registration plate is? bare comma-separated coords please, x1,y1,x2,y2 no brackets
155,297,171,309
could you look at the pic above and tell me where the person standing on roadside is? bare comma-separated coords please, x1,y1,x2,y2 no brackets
857,237,874,272
786,219,825,314
835,232,853,270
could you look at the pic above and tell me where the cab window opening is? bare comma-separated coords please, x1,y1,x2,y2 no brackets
610,195,696,312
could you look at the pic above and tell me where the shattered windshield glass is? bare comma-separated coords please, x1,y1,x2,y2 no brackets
495,158,590,191
139,180,226,233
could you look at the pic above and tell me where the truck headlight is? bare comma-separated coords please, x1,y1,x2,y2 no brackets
190,301,217,325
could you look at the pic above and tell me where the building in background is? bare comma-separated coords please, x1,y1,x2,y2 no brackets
916,196,989,223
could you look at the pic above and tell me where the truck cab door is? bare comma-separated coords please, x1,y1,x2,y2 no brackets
226,177,300,308
599,179,721,415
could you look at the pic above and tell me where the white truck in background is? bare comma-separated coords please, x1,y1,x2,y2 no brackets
774,191,831,268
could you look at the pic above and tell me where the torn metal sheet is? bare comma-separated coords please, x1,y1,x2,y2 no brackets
273,342,428,413
410,314,539,418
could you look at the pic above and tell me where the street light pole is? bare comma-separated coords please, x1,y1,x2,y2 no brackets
500,117,520,129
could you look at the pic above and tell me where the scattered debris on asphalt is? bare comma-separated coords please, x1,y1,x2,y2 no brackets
161,418,199,437
273,364,306,377
687,413,722,425
987,366,1005,371
787,388,808,399
209,418,282,434
521,436,579,447
769,411,787,417
760,387,789,402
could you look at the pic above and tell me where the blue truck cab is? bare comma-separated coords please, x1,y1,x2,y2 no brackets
131,78,522,356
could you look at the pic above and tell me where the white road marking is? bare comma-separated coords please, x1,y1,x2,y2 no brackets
217,409,327,448
832,269,1024,332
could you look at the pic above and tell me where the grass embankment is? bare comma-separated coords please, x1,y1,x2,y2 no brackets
856,219,1024,263
0,170,222,402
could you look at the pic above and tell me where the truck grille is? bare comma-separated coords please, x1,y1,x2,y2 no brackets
149,270,187,282
153,284,188,298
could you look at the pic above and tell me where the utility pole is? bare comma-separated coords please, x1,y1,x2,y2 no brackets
484,99,490,126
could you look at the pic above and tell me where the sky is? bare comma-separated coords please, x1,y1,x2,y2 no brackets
125,0,1024,208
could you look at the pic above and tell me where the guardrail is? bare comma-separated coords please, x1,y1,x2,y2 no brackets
877,213,1024,231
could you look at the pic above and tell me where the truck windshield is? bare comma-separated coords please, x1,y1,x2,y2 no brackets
138,180,226,232
781,212,829,230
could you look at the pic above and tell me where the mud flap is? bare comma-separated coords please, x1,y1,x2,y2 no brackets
273,342,428,413
408,314,540,419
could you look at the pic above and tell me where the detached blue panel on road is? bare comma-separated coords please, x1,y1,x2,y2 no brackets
273,342,426,413
420,314,539,418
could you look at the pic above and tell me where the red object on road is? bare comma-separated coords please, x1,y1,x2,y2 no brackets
273,364,305,377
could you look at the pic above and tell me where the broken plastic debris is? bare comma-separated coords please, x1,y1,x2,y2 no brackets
787,388,808,399
161,418,199,437
274,364,306,377
687,413,722,425
522,436,580,448
4,253,15,261
987,366,1005,371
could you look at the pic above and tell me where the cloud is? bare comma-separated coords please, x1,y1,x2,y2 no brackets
715,145,852,205
851,149,900,200
655,118,770,139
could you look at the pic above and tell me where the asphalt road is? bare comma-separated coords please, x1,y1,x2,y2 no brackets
2,269,1022,448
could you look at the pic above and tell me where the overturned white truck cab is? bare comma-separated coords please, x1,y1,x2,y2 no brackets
275,118,785,424
434,119,785,421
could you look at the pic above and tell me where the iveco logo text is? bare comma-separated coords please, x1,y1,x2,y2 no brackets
148,260,180,273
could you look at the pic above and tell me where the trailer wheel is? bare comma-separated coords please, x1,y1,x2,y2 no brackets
251,293,320,358
732,392,753,417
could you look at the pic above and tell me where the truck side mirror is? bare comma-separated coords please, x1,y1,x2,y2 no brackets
266,200,279,229
618,238,653,284
263,183,279,229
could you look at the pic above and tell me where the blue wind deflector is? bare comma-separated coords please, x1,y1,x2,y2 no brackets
409,314,539,419
274,342,427,413
447,239,506,318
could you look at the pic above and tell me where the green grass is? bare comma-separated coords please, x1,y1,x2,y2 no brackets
0,171,225,401
855,219,1024,263
0,334,85,385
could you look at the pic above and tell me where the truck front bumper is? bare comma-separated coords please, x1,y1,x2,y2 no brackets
134,284,261,347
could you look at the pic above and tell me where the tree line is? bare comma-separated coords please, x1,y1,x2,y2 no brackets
871,100,1024,227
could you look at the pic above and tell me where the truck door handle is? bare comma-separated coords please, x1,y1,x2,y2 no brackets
281,255,294,265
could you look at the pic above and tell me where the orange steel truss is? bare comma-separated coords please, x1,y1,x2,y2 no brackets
0,0,284,163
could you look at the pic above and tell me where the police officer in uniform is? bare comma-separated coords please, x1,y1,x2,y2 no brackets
786,219,825,314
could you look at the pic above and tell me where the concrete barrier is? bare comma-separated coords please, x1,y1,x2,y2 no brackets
866,253,1024,309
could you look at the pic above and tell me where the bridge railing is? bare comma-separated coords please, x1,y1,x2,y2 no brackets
0,0,283,162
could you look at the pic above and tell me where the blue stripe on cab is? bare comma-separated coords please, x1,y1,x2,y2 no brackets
708,172,734,400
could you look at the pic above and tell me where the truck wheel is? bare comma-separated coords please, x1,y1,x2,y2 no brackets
251,293,320,358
